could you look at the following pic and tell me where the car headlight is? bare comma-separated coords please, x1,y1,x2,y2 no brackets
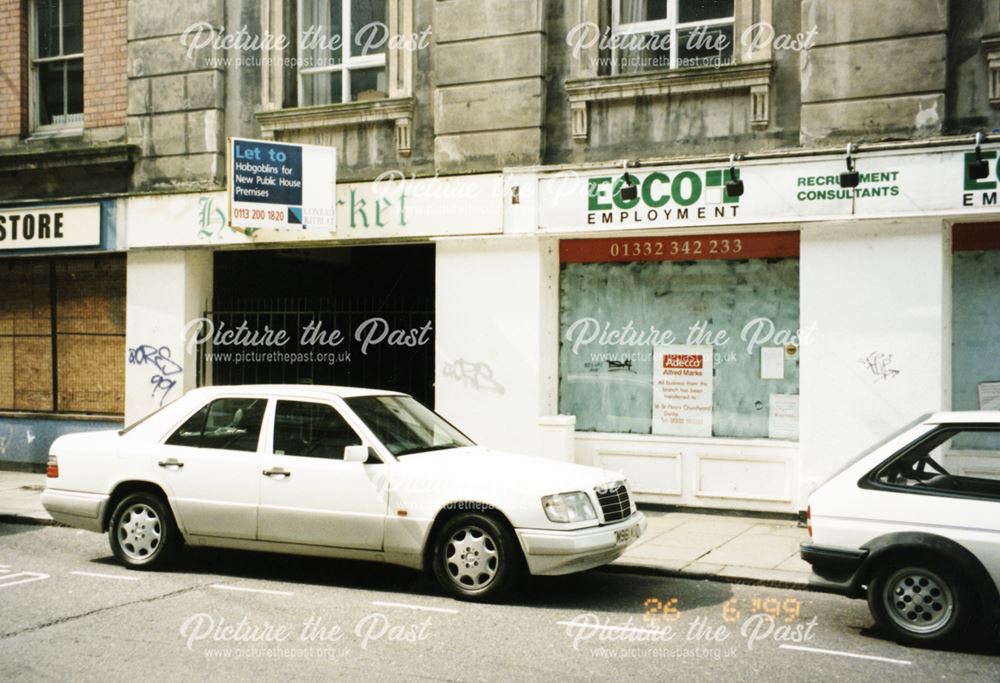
541,491,597,523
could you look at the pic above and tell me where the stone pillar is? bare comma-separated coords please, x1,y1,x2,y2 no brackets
432,0,546,172
125,250,213,424
798,218,949,505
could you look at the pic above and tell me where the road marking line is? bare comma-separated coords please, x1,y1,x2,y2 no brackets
555,620,671,637
0,572,50,589
0,564,10,568
779,644,912,665
209,584,294,596
70,571,141,581
371,600,459,614
0,569,9,573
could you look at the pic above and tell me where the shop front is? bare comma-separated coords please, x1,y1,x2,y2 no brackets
0,200,126,470
522,142,1000,512
123,174,503,427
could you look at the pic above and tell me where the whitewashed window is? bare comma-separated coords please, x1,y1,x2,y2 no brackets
30,0,84,130
298,0,388,105
611,0,735,74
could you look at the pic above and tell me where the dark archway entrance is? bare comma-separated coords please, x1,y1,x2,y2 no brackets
207,243,435,406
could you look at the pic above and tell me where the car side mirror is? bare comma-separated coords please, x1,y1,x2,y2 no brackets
344,445,370,463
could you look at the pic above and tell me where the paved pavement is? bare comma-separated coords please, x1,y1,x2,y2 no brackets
0,469,813,588
1,522,997,682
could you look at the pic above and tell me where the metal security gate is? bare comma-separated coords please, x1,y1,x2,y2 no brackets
199,295,435,407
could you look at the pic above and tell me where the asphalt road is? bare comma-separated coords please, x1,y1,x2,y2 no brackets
1,522,997,682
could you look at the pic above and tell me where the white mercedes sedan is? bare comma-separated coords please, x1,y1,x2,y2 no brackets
41,385,646,601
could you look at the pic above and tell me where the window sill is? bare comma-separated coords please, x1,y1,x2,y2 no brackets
27,126,85,142
0,142,138,173
564,61,774,141
256,97,416,156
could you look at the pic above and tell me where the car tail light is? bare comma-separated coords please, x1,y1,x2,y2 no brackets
806,505,812,538
46,454,59,478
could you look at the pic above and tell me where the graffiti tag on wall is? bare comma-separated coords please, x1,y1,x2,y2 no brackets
128,345,183,406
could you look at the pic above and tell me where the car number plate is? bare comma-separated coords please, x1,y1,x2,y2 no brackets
615,524,638,546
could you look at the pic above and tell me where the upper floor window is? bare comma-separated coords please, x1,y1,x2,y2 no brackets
31,0,84,130
611,0,734,74
298,0,388,106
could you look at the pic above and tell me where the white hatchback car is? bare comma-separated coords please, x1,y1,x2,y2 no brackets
42,385,645,601
801,411,1000,647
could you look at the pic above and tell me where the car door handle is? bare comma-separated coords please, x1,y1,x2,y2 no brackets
262,468,291,478
157,459,184,469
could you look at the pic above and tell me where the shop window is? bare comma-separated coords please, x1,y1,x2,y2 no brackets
296,0,388,106
611,0,735,73
0,255,125,415
952,223,1000,414
31,0,84,130
558,233,800,440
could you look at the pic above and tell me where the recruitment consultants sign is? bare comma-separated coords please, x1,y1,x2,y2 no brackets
228,137,337,231
0,204,101,250
537,145,1000,232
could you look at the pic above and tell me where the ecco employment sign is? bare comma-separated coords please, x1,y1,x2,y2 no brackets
0,204,101,250
537,146,1000,232
228,137,337,231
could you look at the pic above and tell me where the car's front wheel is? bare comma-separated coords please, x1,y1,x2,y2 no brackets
867,556,972,647
109,492,181,570
431,512,522,602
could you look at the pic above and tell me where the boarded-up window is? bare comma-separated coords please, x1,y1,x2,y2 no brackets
558,233,800,440
0,255,124,415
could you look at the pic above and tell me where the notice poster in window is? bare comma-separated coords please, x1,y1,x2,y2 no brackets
652,345,713,437
978,382,1000,410
768,394,800,441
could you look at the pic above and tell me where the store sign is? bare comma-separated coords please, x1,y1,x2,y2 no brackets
651,344,713,438
0,204,101,250
538,146,1000,232
228,137,337,231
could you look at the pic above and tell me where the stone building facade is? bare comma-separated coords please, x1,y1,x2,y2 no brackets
2,1,1000,515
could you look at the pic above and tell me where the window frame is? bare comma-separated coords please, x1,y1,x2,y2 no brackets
270,398,365,460
860,424,1000,503
28,0,85,133
609,0,735,75
296,0,388,106
163,397,269,454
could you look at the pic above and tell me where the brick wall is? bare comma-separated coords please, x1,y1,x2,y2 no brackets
83,0,127,130
0,0,126,137
0,0,27,137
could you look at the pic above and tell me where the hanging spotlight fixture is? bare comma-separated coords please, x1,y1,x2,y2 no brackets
725,153,744,198
839,143,859,189
619,160,638,202
968,131,990,181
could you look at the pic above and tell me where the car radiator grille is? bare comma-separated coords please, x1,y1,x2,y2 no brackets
595,482,631,524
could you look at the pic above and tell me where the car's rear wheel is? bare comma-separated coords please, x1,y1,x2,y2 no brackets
867,556,971,647
431,512,521,602
109,492,180,570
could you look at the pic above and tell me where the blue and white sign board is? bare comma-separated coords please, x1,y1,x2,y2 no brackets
227,137,337,231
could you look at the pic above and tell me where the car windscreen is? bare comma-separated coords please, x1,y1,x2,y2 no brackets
345,395,474,457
